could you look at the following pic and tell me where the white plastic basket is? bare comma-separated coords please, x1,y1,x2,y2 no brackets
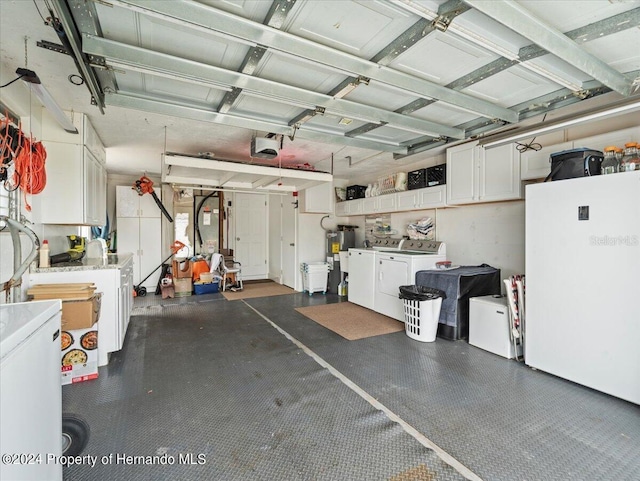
403,297,443,342
301,262,329,295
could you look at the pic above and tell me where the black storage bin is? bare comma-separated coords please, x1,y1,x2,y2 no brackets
408,169,427,190
346,185,366,200
426,163,446,187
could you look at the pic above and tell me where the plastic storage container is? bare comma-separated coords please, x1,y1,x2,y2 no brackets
399,285,446,342
301,262,330,295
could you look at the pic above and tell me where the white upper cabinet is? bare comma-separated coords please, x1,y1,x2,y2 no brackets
480,143,521,202
396,185,446,211
447,141,521,205
36,111,106,226
300,183,333,213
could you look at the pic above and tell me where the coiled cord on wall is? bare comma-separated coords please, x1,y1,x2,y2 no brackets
13,136,47,211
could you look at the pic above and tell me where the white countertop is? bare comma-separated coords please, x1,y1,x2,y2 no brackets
31,253,133,273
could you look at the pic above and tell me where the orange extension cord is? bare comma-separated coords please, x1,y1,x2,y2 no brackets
13,135,47,211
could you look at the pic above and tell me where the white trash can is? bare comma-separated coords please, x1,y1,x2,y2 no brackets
399,285,446,342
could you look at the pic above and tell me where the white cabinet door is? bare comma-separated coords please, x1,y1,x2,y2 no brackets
301,183,333,213
335,201,349,216
117,217,140,282
520,141,572,180
139,189,161,218
37,142,84,224
447,141,478,204
417,185,447,208
480,144,521,202
139,217,162,289
361,197,377,214
349,199,363,215
116,186,140,217
377,193,397,213
396,190,419,211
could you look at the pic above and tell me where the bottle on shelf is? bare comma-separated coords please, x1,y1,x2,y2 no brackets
601,146,619,175
39,240,50,268
621,142,639,172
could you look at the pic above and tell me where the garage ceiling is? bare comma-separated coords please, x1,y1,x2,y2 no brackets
1,0,639,184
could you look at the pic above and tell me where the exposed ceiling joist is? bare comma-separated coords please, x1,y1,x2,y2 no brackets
105,92,408,154
105,0,518,123
463,0,633,97
83,35,464,139
217,0,298,114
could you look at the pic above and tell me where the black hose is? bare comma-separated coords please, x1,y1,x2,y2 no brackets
195,191,218,248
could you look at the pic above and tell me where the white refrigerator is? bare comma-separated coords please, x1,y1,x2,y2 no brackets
525,170,640,404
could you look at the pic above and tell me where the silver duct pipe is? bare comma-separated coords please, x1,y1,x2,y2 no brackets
1,216,39,302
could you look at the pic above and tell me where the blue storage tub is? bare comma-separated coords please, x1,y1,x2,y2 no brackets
194,282,219,295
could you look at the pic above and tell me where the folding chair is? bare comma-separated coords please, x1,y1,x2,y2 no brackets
221,255,243,292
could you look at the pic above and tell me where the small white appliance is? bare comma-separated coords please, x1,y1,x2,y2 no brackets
469,295,521,359
526,171,640,404
374,240,446,321
1,300,63,481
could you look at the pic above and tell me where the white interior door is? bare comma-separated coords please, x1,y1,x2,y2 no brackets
282,194,297,289
234,193,267,279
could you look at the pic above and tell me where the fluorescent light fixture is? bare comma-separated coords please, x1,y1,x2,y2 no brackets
480,97,640,148
17,68,78,134
333,76,370,99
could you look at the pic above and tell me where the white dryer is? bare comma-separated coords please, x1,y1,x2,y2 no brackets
374,240,446,321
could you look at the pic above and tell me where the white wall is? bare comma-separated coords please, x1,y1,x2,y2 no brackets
436,201,525,281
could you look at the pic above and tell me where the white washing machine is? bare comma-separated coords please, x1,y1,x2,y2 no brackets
374,240,446,321
348,238,403,311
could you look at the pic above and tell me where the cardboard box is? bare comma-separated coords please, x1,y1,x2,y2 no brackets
60,324,99,385
174,277,192,297
28,284,102,331
61,294,102,331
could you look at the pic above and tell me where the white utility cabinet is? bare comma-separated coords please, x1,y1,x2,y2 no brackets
116,186,163,289
300,183,333,213
446,141,521,205
36,110,106,226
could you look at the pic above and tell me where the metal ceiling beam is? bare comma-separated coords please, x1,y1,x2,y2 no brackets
104,0,518,122
83,35,464,138
50,0,105,112
344,0,469,138
463,0,632,96
105,92,408,153
388,8,640,156
217,0,298,114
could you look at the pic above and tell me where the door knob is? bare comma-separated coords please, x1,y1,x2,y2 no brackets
236,237,240,241
289,243,295,246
